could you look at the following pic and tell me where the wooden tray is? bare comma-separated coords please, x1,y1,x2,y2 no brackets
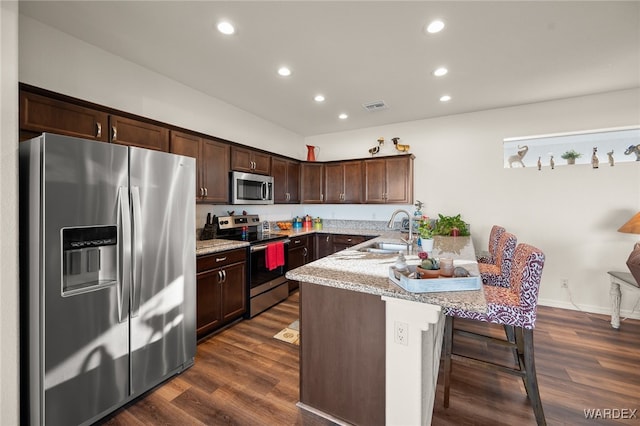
389,265,481,293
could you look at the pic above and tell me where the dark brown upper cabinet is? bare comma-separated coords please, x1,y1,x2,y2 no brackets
231,146,271,175
272,156,301,204
109,114,169,151
324,160,363,204
20,91,108,142
301,162,324,204
170,131,230,204
364,155,414,204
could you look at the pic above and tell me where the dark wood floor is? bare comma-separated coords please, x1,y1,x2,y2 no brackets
102,291,640,425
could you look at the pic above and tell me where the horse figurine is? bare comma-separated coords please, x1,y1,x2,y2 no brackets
607,150,614,166
624,144,640,161
507,145,529,168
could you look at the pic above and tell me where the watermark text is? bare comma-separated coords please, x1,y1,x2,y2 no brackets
584,408,637,420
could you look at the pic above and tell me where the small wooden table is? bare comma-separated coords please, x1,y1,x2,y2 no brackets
607,271,640,329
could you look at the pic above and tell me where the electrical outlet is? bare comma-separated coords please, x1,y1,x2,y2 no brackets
394,321,409,346
561,278,569,289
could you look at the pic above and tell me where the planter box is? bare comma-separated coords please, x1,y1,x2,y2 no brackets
389,265,481,293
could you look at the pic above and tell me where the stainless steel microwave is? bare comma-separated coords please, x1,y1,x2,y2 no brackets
230,171,274,205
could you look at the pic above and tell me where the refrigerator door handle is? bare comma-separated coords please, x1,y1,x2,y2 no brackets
131,186,143,317
118,186,132,323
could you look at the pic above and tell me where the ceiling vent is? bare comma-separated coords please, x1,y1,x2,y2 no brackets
362,100,388,112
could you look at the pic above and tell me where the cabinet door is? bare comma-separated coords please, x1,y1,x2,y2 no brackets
301,163,324,203
288,238,309,292
110,114,169,151
201,138,230,203
342,160,363,203
231,146,270,175
252,151,271,175
196,269,223,337
286,160,301,203
170,131,201,199
221,262,246,321
385,156,413,204
364,159,386,203
272,157,289,203
19,91,108,142
231,146,252,172
315,234,334,259
324,163,344,203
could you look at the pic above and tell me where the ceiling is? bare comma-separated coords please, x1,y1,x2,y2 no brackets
19,1,640,137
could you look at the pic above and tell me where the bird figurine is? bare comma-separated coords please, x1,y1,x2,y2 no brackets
591,147,599,169
392,137,410,152
537,156,542,171
549,155,555,170
368,137,385,156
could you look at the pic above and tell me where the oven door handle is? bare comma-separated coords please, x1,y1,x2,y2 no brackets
250,239,290,252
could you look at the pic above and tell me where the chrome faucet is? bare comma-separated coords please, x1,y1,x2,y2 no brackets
387,209,414,246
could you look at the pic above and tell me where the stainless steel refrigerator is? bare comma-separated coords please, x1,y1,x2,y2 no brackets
19,133,196,425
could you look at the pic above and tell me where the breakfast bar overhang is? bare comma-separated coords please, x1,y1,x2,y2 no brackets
286,236,487,425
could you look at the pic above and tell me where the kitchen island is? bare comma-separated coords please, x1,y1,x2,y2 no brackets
286,235,486,426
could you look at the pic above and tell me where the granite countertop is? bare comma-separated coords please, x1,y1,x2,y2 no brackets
286,235,487,313
195,226,395,256
196,239,249,256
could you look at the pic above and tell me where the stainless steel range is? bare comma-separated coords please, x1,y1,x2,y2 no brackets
215,215,290,317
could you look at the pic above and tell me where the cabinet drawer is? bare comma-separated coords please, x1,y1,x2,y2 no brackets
332,235,367,246
197,248,246,272
289,235,309,249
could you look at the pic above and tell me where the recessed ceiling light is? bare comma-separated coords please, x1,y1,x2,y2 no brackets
217,21,235,35
440,95,452,102
338,113,348,120
426,20,445,34
433,67,448,77
278,67,292,77
314,94,325,102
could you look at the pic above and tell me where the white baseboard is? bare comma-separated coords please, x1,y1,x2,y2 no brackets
538,298,640,320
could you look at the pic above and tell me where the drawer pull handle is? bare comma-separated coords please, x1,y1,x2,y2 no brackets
96,122,102,138
216,257,227,262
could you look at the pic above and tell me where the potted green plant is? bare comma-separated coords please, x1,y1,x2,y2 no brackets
561,149,582,165
417,216,435,251
433,214,470,236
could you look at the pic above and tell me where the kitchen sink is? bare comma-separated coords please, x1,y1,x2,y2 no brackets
357,241,411,254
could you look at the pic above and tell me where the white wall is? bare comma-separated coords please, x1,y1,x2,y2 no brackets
305,89,640,316
18,15,305,157
1,2,19,425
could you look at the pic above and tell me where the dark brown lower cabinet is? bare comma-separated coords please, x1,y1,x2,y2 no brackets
288,235,312,292
300,282,385,425
331,234,369,253
196,248,247,339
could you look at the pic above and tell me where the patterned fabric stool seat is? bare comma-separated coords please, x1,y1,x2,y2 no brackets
478,231,516,287
476,225,506,264
443,243,546,425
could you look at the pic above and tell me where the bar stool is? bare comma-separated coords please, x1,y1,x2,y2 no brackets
476,225,506,264
442,243,546,426
478,231,517,287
